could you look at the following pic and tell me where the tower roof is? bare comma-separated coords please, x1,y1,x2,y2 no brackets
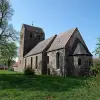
23,24,44,33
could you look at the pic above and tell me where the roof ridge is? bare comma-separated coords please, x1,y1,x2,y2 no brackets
23,24,43,29
47,28,77,52
58,27,77,36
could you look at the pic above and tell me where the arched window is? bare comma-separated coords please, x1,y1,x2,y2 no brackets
56,52,60,69
78,58,81,66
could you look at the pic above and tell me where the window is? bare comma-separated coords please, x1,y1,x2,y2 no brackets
38,35,41,40
78,58,81,66
31,57,33,69
89,59,91,66
35,56,38,69
89,61,91,66
56,52,60,69
30,33,32,38
25,59,27,69
47,56,49,64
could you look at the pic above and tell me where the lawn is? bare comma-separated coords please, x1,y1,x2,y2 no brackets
0,70,100,100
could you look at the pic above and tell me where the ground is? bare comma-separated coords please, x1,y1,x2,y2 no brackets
0,70,100,100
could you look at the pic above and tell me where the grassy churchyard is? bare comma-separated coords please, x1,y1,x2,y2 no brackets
0,70,100,100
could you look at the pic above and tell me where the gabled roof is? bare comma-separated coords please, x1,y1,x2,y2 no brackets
24,35,57,57
23,24,44,33
47,28,77,52
73,43,90,55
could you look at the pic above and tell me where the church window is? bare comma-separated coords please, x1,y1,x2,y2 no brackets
25,59,27,69
78,58,81,66
56,52,60,69
38,35,41,40
30,33,32,38
47,56,49,63
35,56,38,69
89,59,91,66
31,57,33,68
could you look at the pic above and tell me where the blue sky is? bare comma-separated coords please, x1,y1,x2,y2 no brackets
10,0,100,55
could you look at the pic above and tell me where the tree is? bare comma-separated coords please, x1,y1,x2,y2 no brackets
0,0,19,67
0,42,17,67
94,38,100,58
0,0,19,46
0,0,13,27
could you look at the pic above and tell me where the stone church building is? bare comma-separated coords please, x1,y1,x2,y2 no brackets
18,24,92,76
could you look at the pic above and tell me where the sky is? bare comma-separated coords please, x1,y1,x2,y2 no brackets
10,0,100,56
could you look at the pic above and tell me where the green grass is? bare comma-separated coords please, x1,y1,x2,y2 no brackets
0,70,22,74
0,70,100,100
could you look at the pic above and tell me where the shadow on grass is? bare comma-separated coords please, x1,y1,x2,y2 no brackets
0,74,87,92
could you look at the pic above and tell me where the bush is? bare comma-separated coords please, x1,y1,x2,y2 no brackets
90,66,100,76
8,67,14,71
24,67,35,75
93,58,100,66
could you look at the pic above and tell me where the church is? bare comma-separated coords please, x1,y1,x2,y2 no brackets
18,24,92,76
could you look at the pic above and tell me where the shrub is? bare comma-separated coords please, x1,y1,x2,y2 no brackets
93,58,100,66
24,67,35,75
90,66,100,76
8,67,14,71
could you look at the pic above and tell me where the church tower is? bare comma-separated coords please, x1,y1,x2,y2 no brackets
19,24,45,70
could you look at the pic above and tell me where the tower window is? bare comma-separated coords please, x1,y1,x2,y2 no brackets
56,52,60,69
30,33,32,38
78,58,81,66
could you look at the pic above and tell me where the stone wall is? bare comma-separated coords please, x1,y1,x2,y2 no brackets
47,49,65,76
24,53,42,75
68,55,92,76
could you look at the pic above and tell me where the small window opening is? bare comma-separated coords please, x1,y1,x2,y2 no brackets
25,59,27,69
38,35,41,40
31,57,33,68
56,52,60,69
47,56,49,64
30,33,32,38
78,58,81,66
35,56,38,69
89,59,91,66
